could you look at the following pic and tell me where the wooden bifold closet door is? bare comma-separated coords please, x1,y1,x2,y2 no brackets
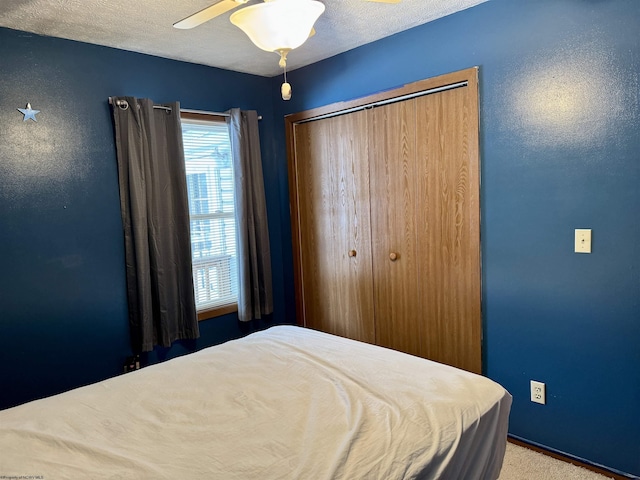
287,68,481,374
294,110,376,344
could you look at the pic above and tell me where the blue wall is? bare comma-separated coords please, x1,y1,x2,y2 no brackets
0,27,288,409
272,0,639,475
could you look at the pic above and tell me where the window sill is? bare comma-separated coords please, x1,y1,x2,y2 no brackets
197,303,238,321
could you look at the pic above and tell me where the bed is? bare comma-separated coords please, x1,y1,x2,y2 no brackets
0,325,511,479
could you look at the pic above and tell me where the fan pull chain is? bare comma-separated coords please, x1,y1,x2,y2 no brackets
281,61,292,100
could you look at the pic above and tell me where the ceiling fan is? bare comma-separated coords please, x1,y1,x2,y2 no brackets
173,0,400,101
173,0,401,30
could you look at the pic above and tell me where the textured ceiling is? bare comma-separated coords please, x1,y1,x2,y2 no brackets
0,0,488,77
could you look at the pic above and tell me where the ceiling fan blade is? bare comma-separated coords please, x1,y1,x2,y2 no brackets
364,0,401,3
173,0,244,29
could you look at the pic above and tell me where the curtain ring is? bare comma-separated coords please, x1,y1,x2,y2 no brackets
116,99,129,111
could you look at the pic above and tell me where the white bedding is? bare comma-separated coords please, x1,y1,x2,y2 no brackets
0,326,511,479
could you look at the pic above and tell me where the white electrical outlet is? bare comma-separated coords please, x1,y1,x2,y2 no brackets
530,380,546,405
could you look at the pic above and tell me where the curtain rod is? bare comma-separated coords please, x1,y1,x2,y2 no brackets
181,108,229,117
183,108,262,120
108,98,261,119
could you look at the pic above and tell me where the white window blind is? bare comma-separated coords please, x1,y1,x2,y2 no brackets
181,117,237,311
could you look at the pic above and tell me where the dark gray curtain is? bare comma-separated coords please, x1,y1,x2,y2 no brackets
228,109,273,322
112,97,199,352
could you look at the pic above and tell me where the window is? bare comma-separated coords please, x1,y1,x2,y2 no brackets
181,112,238,319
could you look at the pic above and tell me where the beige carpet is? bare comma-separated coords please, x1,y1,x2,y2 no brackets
499,442,615,480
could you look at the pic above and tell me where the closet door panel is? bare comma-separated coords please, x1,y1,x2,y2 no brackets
294,111,375,343
416,87,481,374
368,101,422,357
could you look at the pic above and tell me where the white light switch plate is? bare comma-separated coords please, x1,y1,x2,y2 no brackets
575,229,592,253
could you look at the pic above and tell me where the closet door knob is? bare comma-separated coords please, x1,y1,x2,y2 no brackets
389,252,398,261
348,250,357,257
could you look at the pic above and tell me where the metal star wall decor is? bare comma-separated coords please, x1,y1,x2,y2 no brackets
17,103,40,122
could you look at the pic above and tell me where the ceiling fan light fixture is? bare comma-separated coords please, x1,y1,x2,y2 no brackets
230,0,325,53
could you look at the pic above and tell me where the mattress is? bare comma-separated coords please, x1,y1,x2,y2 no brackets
0,325,511,479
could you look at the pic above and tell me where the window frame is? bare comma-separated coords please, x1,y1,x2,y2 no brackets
181,111,238,322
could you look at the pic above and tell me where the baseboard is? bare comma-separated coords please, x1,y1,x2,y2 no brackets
507,435,637,480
